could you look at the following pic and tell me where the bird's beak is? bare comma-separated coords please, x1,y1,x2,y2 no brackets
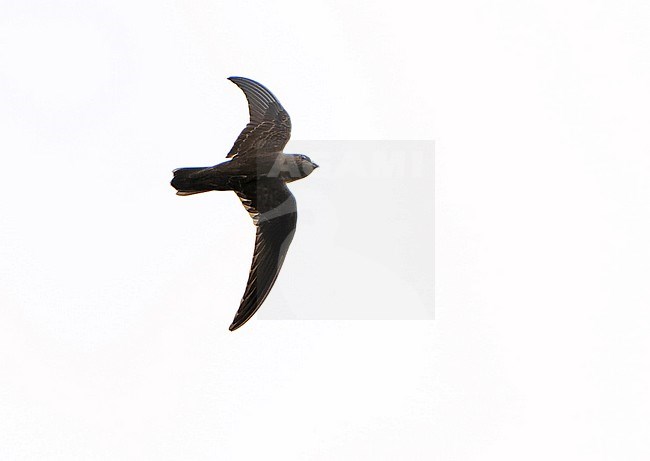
312,162,319,169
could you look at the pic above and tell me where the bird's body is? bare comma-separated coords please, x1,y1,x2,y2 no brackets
171,151,314,194
171,77,318,331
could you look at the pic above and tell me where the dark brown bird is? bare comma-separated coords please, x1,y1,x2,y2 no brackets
171,77,318,331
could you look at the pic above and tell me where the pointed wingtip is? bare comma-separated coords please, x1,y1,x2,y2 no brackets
227,76,253,89
229,312,254,331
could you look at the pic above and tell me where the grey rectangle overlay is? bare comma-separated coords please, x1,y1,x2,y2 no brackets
258,140,434,320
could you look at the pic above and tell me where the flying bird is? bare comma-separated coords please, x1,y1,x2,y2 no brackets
171,77,318,331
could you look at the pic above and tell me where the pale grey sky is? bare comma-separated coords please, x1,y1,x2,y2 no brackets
1,0,650,460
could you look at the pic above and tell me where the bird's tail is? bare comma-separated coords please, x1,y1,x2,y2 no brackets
171,167,225,196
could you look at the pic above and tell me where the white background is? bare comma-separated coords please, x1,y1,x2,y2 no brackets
0,0,649,460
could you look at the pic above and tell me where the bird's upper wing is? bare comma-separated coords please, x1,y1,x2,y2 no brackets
230,178,298,331
226,77,292,159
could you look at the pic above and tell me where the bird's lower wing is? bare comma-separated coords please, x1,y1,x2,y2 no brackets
230,179,298,331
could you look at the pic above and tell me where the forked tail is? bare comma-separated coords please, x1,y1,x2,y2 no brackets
171,167,233,195
171,167,210,195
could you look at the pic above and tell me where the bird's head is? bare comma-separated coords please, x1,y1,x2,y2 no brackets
271,154,319,182
294,154,319,177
